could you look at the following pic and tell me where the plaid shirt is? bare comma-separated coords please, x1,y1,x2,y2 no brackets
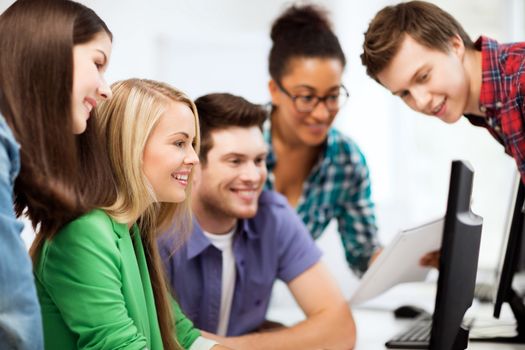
264,121,380,276
464,36,525,183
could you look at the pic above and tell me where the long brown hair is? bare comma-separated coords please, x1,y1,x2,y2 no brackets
96,79,200,350
0,0,115,253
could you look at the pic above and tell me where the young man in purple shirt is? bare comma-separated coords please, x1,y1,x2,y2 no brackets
159,93,355,350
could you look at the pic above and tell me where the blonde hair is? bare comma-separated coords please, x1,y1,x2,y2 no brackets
95,78,200,350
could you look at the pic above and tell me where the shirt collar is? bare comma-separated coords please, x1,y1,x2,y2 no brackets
186,219,213,259
186,217,258,260
240,217,258,240
477,36,505,114
264,110,331,172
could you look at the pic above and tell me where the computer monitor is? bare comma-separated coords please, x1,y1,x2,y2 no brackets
386,160,483,349
429,160,483,349
486,173,525,343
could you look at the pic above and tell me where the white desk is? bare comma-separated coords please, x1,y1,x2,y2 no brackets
351,281,525,349
352,306,524,349
268,281,525,349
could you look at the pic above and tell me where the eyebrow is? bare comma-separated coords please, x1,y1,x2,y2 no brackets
168,132,190,138
291,84,340,93
392,66,426,96
221,151,268,159
222,152,247,159
391,89,402,96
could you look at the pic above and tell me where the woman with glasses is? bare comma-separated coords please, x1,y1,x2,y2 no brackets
265,4,382,277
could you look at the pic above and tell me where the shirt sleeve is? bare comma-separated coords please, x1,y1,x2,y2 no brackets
338,150,381,277
188,337,219,350
276,203,322,283
0,129,43,350
518,65,525,183
36,218,147,350
171,297,201,349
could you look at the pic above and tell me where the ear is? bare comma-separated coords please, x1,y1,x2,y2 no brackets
449,34,465,60
268,79,281,106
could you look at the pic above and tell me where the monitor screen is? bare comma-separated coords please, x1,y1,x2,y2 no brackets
385,160,483,350
489,171,525,343
471,170,525,344
429,160,483,349
493,172,524,318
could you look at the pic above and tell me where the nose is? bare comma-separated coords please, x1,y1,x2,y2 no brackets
184,144,200,166
310,99,331,122
240,162,263,183
97,77,112,100
411,87,431,112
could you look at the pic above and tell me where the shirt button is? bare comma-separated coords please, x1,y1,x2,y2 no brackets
480,106,487,112
255,299,261,306
495,126,502,132
495,101,503,108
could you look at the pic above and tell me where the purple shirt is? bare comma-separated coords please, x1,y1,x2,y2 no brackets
159,190,322,336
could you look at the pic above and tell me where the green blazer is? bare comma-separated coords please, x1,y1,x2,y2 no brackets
35,209,200,349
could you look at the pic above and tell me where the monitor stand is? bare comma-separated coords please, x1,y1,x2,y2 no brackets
471,288,525,343
453,326,469,349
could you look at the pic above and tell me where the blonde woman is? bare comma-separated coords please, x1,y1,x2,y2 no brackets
34,79,229,350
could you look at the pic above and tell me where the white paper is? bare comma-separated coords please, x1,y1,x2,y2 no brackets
350,217,444,305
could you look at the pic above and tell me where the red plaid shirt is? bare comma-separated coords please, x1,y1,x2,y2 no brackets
464,36,525,183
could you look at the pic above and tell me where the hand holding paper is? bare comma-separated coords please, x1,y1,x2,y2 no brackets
350,218,444,305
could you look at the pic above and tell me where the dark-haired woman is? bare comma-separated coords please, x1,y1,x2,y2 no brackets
0,0,113,348
265,4,382,277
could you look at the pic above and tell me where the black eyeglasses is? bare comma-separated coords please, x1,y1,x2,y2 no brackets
276,82,349,113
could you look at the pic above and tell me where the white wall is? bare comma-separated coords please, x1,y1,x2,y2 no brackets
1,0,523,287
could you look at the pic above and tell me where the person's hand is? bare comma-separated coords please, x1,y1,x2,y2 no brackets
201,330,225,342
211,345,234,350
201,331,234,350
419,250,440,269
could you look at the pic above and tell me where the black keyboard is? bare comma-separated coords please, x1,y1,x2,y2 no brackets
385,315,432,349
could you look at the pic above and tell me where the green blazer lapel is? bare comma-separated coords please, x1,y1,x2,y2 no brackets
129,224,164,350
112,220,153,346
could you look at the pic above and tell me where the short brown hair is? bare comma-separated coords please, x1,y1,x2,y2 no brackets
361,1,474,81
194,93,267,164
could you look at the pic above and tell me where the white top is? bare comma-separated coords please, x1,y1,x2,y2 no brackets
203,227,237,336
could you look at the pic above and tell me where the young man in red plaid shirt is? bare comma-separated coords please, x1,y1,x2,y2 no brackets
361,0,525,184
